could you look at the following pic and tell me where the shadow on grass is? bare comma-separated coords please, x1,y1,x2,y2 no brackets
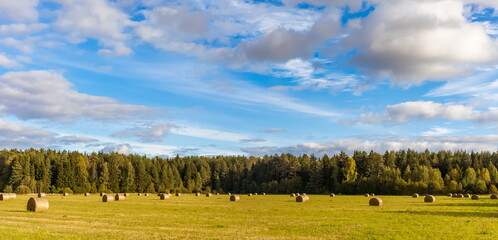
395,210,498,218
431,203,498,207
6,210,28,213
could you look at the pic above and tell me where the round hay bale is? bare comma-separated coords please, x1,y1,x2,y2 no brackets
206,193,212,197
296,195,309,203
464,193,470,198
230,195,240,201
424,195,436,203
160,193,170,200
9,193,16,199
491,194,498,199
195,192,200,196
364,193,370,197
447,193,452,197
254,193,258,195
471,194,479,200
216,193,220,195
102,195,114,202
124,193,129,197
100,192,104,196
175,193,181,197
27,197,49,212
37,193,46,198
228,192,231,196
412,193,419,198
84,193,90,196
371,193,375,196
144,193,149,196
330,193,335,197
0,193,11,200
248,193,252,197
137,193,142,196
457,193,464,198
62,193,69,196
262,193,266,195
369,197,382,206
115,194,125,201
290,193,296,197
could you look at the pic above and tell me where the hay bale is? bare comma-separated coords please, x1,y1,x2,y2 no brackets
471,194,479,200
371,193,375,196
228,192,231,196
84,193,90,196
412,193,419,198
491,194,498,199
364,193,370,197
115,194,125,201
9,193,16,199
424,195,436,203
62,193,69,196
102,195,114,202
100,192,104,196
290,193,296,197
175,193,181,197
254,193,258,195
37,193,46,198
447,193,452,197
369,197,382,206
145,193,149,196
137,193,142,196
230,195,240,201
262,193,266,195
248,193,252,197
195,192,200,196
27,197,49,212
296,195,309,202
0,193,11,200
457,193,464,198
160,193,170,200
216,193,220,195
464,193,470,198
206,193,212,197
124,193,129,197
330,193,335,197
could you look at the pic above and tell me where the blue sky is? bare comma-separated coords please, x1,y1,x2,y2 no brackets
1,0,498,157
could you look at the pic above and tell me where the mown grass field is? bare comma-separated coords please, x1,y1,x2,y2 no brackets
1,194,498,239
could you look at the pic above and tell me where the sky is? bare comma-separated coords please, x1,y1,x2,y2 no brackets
0,0,498,157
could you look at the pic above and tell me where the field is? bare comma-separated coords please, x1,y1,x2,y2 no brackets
1,194,498,239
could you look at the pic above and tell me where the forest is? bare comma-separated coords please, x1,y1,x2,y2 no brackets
1,148,498,195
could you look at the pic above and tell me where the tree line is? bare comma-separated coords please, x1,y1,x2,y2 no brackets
1,148,498,195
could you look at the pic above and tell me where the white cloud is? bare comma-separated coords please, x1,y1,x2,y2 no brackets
0,53,22,68
263,128,286,133
348,0,498,84
242,135,498,156
0,0,39,23
0,23,48,35
100,143,132,154
0,118,57,149
0,70,153,121
170,125,251,142
272,58,359,92
58,135,98,145
425,71,498,104
112,123,177,142
358,101,498,124
421,127,456,136
53,0,133,55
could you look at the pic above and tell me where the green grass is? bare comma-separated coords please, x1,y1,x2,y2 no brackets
1,194,498,239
